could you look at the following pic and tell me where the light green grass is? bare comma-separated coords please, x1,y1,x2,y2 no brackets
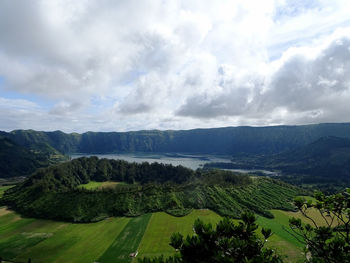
78,181,120,190
0,208,130,263
78,181,104,190
257,210,304,262
17,217,130,263
98,213,152,263
0,185,12,198
137,209,222,259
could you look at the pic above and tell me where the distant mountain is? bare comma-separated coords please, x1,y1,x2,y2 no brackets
2,123,350,155
206,136,350,179
266,136,350,178
0,138,51,178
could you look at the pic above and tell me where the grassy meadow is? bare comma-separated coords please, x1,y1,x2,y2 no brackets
0,184,320,263
78,181,120,190
0,185,13,197
136,210,223,260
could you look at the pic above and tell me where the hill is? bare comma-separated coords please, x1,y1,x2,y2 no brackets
1,157,302,222
265,136,350,178
205,136,350,182
0,138,53,178
0,137,67,178
2,123,350,155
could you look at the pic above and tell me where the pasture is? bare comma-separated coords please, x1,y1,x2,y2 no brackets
0,203,316,263
78,181,120,190
0,185,12,197
136,210,222,260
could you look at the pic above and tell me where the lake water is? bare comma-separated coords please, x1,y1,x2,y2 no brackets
70,152,276,175
70,152,232,170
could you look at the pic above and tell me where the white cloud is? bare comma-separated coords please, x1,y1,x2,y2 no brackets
0,0,350,132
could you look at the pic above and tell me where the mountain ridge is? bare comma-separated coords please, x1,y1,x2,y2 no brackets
2,122,350,155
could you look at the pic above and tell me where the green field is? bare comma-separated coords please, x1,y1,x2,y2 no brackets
0,207,312,263
99,214,151,263
0,182,314,263
78,181,120,190
137,210,223,260
0,185,12,197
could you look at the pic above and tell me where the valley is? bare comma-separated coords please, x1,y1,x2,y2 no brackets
1,124,349,262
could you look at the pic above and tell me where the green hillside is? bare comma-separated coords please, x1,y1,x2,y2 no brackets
206,136,350,181
1,157,302,222
0,137,67,178
3,123,350,155
0,138,54,178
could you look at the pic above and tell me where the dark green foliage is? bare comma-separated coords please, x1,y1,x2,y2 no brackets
1,157,301,222
289,189,350,262
0,138,58,178
205,136,350,186
138,212,283,263
3,123,350,155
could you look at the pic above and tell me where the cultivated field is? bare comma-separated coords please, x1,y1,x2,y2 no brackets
0,185,316,263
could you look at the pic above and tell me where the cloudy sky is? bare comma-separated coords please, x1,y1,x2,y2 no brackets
1,0,350,132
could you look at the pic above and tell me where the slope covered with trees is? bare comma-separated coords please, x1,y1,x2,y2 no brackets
1,157,301,222
0,138,61,178
2,123,350,155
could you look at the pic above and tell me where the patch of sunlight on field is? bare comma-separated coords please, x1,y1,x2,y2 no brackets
0,185,12,198
136,209,223,260
78,181,120,190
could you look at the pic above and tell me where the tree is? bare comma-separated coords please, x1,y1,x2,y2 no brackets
139,212,282,263
288,189,350,263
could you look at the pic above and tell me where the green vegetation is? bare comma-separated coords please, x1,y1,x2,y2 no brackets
0,207,312,263
205,136,350,192
289,190,350,262
137,210,222,259
1,157,301,222
0,207,130,263
3,123,350,156
256,210,304,261
0,185,12,197
98,214,151,263
0,138,64,178
139,212,283,263
78,181,120,190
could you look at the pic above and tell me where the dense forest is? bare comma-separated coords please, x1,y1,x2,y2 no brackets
1,157,301,222
2,123,350,155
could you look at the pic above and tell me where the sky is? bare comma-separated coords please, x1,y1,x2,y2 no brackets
1,0,350,132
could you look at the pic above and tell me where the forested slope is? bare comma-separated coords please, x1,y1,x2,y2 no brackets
0,138,57,178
